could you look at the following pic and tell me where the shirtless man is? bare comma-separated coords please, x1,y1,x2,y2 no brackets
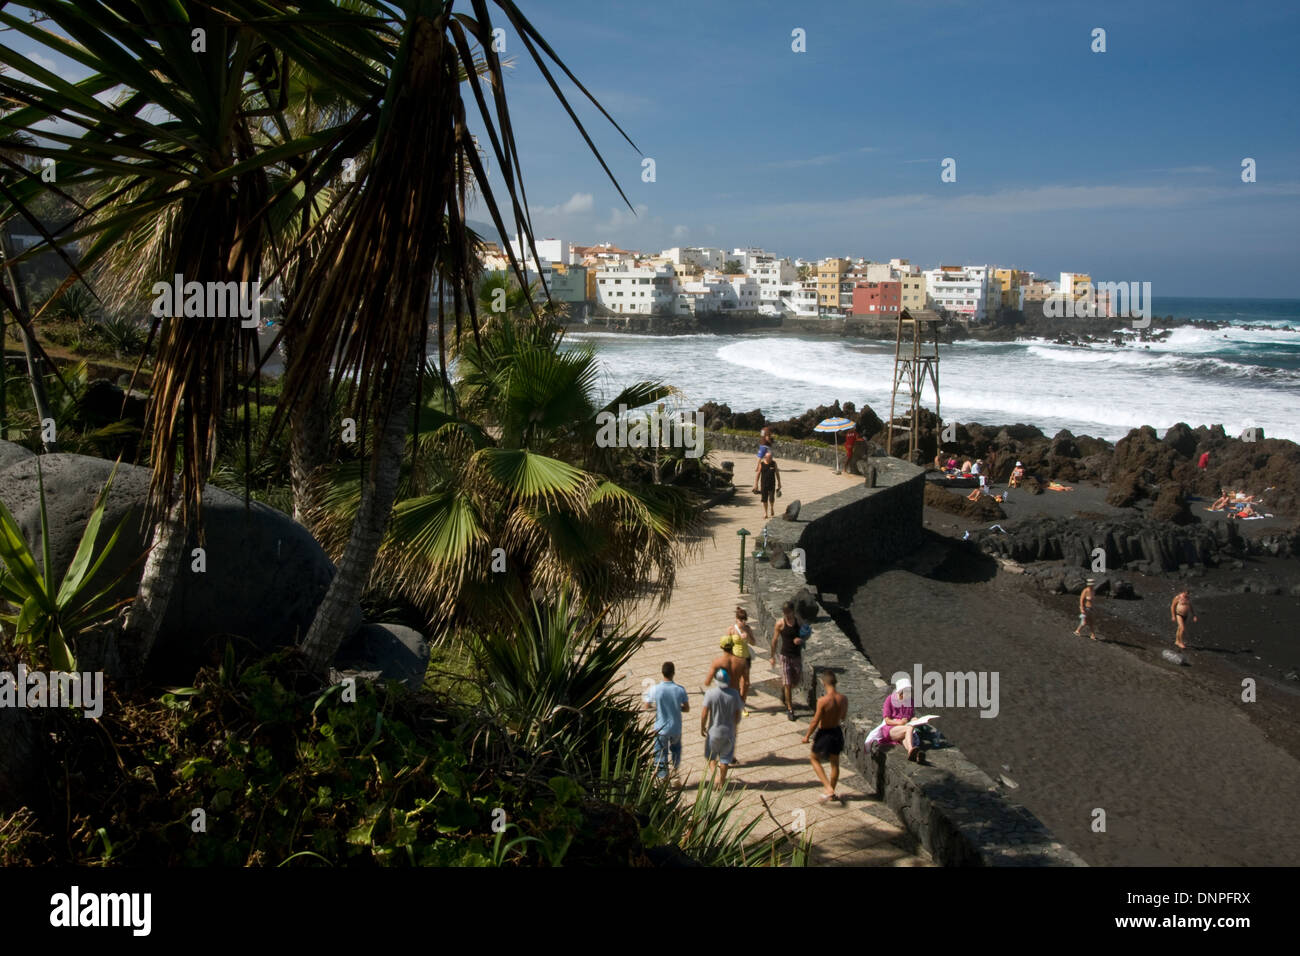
1073,578,1099,640
802,671,849,803
704,640,748,719
1170,588,1197,649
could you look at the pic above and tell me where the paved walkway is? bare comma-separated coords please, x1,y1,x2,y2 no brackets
619,457,929,866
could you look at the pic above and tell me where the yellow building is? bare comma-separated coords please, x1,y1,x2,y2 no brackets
899,273,926,312
816,258,850,312
994,268,1029,309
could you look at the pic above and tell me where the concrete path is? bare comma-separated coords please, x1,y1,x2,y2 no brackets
619,456,929,866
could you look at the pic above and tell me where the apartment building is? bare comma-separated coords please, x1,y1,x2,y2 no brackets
851,280,901,317
510,236,569,267
923,264,995,321
994,268,1029,310
899,273,926,311
816,258,851,313
595,263,677,315
547,263,587,304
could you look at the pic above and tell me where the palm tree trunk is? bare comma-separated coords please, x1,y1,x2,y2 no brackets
299,339,420,673
121,500,188,674
286,325,331,525
0,236,58,452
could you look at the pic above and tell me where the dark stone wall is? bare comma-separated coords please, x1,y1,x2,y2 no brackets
745,459,1086,867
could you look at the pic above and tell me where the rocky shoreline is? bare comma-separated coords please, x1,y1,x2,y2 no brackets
701,398,1300,521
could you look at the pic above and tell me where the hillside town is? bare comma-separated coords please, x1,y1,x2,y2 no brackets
481,236,1126,324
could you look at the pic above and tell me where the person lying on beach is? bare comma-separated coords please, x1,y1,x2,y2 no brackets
1170,588,1196,650
1231,503,1260,518
1208,494,1231,511
1010,462,1025,487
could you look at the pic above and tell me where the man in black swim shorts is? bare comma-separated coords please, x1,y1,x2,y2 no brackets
802,671,849,804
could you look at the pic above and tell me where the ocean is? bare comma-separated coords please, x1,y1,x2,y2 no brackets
565,298,1300,443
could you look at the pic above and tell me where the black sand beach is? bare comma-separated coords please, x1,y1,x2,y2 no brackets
825,480,1300,866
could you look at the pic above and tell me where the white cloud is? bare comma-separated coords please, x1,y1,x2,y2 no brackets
536,191,594,216
671,224,688,239
603,202,649,230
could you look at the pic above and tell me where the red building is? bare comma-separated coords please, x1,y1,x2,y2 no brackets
851,280,901,317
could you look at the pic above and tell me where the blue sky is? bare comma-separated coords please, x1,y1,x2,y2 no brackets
474,0,1299,296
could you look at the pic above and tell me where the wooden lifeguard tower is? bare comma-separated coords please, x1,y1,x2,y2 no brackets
886,308,942,463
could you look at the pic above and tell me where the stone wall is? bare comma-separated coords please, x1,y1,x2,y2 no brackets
746,461,1086,866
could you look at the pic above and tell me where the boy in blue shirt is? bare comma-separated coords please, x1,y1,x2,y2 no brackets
643,661,690,779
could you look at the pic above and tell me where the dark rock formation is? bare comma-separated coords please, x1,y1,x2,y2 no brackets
923,481,1006,520
0,451,362,680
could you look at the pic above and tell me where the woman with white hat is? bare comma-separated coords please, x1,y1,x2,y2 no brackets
1010,461,1026,488
882,675,923,763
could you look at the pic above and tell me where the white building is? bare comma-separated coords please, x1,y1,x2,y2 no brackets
595,263,678,315
509,236,569,268
923,265,995,321
662,246,726,271
746,255,798,305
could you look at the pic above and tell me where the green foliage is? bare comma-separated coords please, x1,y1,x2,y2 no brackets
0,460,133,671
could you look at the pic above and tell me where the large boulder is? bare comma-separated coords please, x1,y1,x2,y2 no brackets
334,623,429,690
0,439,34,472
0,452,360,680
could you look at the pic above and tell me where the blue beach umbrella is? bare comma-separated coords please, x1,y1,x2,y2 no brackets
813,417,855,474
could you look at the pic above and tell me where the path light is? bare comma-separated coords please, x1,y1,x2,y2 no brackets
737,527,750,594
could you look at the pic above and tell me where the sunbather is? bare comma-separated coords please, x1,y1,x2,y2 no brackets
1009,461,1025,488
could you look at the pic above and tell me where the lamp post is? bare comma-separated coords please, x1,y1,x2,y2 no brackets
737,527,750,594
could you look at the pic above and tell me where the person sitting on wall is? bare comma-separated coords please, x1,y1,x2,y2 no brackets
960,459,973,475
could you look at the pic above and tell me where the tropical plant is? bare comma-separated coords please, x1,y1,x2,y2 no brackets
1,0,638,681
0,461,133,671
97,314,148,358
311,314,699,636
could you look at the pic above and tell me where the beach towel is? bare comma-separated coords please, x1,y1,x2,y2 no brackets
865,721,889,748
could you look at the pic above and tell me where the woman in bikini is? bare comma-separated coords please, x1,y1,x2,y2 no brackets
1170,588,1197,649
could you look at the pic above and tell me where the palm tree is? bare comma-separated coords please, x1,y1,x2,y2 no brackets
310,313,699,638
0,2,388,671
1,1,638,677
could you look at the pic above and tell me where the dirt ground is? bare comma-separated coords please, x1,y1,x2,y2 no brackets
824,480,1300,866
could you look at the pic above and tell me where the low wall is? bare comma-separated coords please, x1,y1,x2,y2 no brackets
746,462,1086,866
706,430,850,471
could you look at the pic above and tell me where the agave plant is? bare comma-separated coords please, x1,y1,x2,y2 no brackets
0,461,133,671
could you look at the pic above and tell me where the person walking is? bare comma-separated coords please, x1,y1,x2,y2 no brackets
1074,578,1099,640
757,450,781,519
1170,588,1197,650
643,662,689,779
770,600,805,721
701,667,744,785
802,670,848,803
